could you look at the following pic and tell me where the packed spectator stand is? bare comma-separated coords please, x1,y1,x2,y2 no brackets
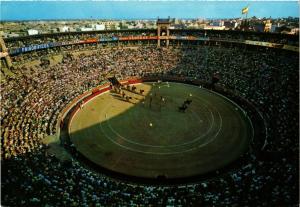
1,29,299,206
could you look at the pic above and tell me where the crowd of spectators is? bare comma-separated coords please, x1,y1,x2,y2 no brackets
1,42,298,206
5,30,157,52
170,30,299,45
5,29,298,53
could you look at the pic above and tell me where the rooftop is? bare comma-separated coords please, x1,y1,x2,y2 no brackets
157,18,171,24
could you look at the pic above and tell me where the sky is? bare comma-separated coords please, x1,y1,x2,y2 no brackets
0,1,299,20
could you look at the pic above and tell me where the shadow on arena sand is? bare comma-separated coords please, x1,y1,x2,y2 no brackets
63,79,256,184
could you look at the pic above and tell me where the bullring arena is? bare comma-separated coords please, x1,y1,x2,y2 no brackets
68,81,252,180
1,20,299,206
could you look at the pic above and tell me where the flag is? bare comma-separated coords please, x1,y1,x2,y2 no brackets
242,6,249,14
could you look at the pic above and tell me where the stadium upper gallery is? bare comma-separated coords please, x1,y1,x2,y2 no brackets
0,1,299,206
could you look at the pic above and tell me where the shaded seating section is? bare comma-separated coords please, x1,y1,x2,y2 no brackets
1,44,298,206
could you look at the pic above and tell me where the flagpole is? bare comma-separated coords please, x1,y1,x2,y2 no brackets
246,4,250,21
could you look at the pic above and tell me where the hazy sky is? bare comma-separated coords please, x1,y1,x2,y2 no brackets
1,1,299,20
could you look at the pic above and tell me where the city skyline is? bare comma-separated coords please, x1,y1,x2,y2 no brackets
1,1,299,21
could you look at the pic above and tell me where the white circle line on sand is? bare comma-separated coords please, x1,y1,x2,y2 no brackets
179,82,254,143
69,83,236,155
99,105,223,155
98,84,224,154
101,94,217,148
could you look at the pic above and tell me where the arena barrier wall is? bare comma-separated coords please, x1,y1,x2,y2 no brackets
55,82,111,142
56,77,144,143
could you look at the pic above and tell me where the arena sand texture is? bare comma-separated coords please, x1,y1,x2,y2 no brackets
69,82,253,179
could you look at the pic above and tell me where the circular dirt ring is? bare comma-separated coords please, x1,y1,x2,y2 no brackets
68,82,253,181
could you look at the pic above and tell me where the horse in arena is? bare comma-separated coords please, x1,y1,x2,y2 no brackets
178,104,188,112
184,99,192,105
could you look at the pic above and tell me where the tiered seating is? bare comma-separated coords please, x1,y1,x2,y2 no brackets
1,44,298,206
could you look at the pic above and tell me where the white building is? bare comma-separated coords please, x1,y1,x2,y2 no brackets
80,27,93,32
94,24,105,31
59,26,69,32
204,25,226,30
27,29,39,35
135,22,144,29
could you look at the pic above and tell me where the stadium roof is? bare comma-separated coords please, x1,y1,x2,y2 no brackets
157,18,171,24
